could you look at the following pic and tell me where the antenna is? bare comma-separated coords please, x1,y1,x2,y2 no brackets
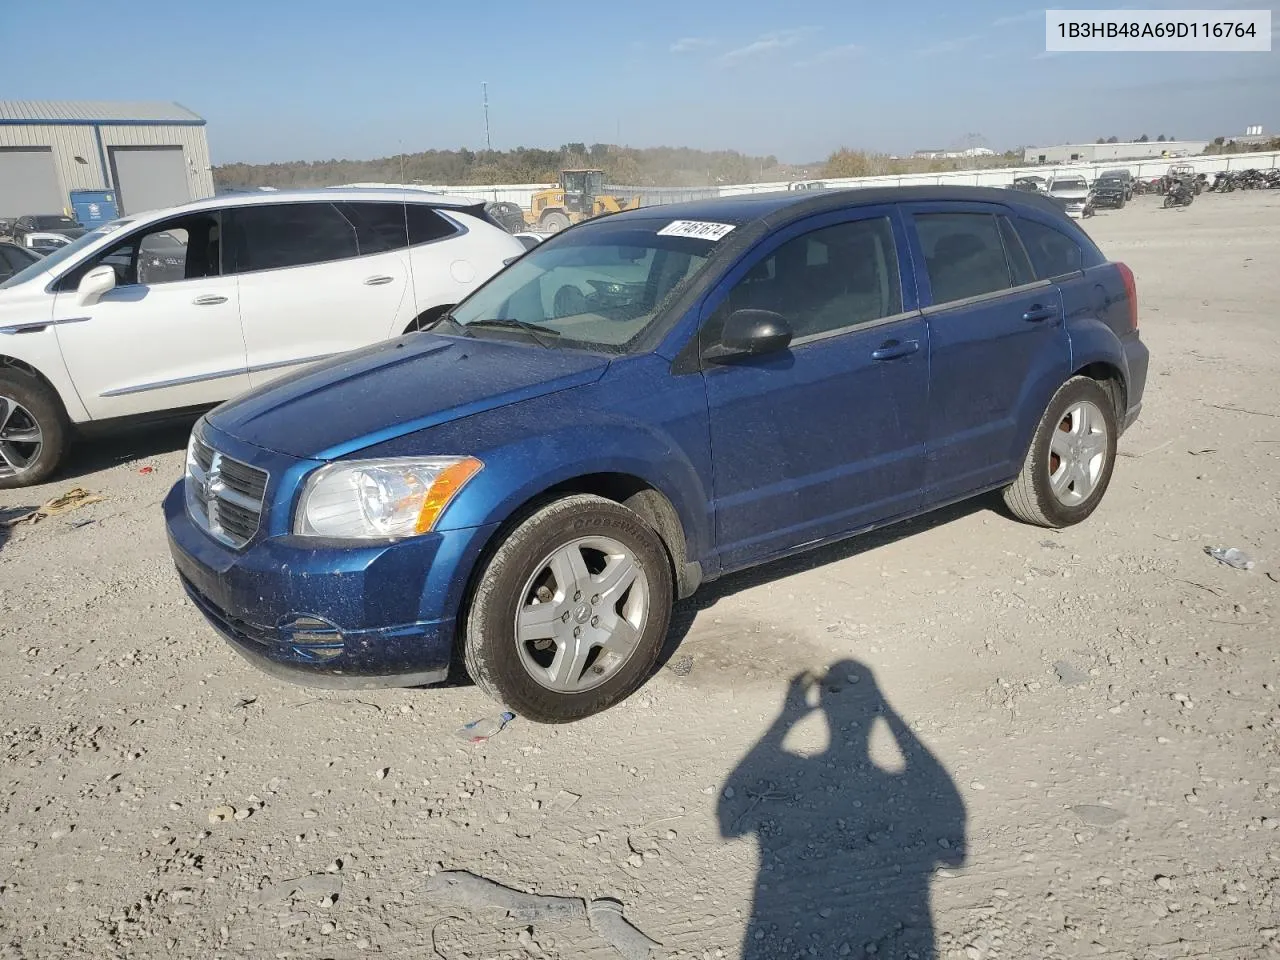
483,82,492,151
398,138,420,332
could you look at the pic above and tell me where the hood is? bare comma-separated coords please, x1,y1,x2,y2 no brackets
207,333,611,460
1049,186,1090,200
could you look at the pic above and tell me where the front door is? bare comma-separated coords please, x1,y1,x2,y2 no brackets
51,211,250,420
901,203,1071,501
223,201,409,388
698,207,929,573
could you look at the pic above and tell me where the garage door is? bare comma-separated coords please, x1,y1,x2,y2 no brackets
0,147,63,218
109,146,190,215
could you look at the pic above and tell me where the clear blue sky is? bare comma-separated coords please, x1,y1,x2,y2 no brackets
2,0,1275,164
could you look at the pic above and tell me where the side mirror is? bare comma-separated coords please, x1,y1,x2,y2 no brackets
77,264,116,306
704,309,793,362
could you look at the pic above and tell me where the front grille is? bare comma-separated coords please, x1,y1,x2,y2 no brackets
186,431,269,549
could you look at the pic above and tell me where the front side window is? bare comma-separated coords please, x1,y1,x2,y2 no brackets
446,218,721,351
914,212,1015,305
716,217,902,340
226,202,359,273
57,214,219,290
1015,218,1082,279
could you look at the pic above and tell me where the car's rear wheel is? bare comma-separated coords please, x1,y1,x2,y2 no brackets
0,368,70,490
1003,377,1117,529
463,494,673,723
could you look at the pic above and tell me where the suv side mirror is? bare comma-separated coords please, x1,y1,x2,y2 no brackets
704,308,793,362
77,264,116,306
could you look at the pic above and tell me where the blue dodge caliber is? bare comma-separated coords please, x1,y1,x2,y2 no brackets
164,186,1148,723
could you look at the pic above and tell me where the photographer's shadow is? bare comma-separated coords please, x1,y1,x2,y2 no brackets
718,660,965,959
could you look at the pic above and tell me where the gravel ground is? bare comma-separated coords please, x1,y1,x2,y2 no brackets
2,191,1278,960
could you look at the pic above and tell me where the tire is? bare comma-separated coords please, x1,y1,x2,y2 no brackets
540,211,571,234
463,494,674,723
0,367,71,489
1163,195,1174,208
1002,377,1118,529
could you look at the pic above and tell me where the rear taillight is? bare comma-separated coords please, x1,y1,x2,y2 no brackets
1115,261,1138,331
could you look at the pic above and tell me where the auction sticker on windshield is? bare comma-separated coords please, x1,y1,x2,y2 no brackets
656,220,736,241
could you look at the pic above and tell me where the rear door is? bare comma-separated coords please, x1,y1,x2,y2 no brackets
224,201,409,388
902,202,1070,502
699,206,929,572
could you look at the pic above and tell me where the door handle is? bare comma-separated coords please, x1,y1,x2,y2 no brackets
193,295,227,306
871,338,920,361
1022,304,1058,323
364,275,394,286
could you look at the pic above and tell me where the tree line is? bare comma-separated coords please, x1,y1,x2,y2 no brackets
214,143,789,191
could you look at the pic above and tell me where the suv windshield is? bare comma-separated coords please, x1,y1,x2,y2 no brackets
445,218,724,351
1050,179,1088,192
0,219,133,291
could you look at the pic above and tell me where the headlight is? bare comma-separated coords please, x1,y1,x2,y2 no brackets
294,457,483,539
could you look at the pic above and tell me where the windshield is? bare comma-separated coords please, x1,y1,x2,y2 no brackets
35,215,80,230
1050,179,1088,192
446,218,724,351
0,219,133,291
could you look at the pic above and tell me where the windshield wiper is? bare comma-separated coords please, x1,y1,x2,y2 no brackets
463,318,561,348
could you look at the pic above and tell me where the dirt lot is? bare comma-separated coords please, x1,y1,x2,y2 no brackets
2,192,1279,960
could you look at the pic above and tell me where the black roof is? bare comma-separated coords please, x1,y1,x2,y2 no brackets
603,184,1072,231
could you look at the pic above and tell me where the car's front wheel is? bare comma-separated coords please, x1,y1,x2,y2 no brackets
1003,377,1118,528
463,494,673,723
0,368,70,489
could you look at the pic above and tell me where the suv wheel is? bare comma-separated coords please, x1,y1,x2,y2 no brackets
464,494,673,723
1003,377,1117,528
0,368,70,489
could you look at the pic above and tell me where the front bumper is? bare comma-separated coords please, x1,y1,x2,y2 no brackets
164,481,498,689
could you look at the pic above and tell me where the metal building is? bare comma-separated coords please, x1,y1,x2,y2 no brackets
1022,140,1210,165
0,100,215,219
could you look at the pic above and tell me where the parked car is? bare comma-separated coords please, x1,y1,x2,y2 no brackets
1011,176,1046,193
1045,176,1096,218
0,188,525,487
1091,175,1128,210
0,241,42,283
12,214,86,251
1098,169,1134,201
485,201,530,235
163,185,1148,723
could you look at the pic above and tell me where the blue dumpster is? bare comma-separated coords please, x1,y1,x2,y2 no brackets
69,190,120,227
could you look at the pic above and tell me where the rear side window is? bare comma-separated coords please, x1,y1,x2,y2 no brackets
1014,218,1082,279
336,201,408,254
226,202,359,273
914,212,1014,305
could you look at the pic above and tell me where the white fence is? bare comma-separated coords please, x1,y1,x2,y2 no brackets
346,150,1280,212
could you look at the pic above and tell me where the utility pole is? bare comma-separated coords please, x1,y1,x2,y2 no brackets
482,82,492,152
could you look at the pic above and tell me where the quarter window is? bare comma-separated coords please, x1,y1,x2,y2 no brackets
226,202,360,273
914,212,1015,305
719,217,902,340
1014,218,1082,279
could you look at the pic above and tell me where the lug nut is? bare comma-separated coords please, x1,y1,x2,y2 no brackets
591,594,600,605
562,612,571,623
590,616,599,627
573,627,582,638
574,591,582,601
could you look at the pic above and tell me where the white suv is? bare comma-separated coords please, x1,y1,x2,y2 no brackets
0,189,525,487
